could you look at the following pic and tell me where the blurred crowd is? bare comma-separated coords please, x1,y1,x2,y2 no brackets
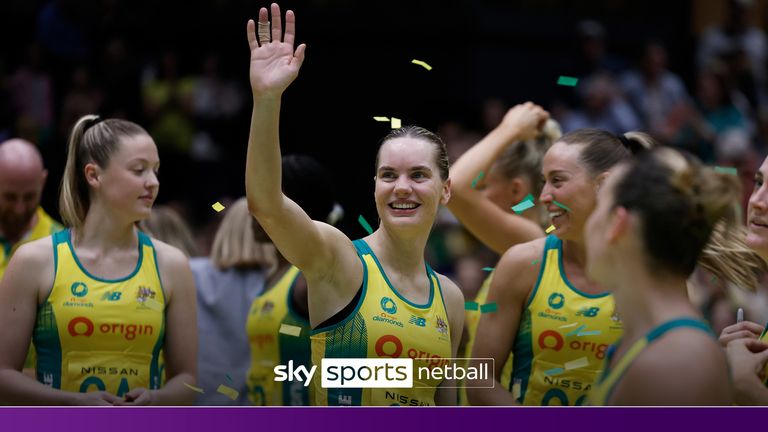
3,0,768,338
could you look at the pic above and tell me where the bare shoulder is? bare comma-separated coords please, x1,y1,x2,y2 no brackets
493,237,548,297
148,238,190,270
498,236,547,268
12,236,55,268
615,329,729,405
435,273,465,311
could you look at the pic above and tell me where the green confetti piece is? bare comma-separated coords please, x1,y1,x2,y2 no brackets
531,259,541,265
557,76,579,86
566,325,586,337
512,194,536,214
553,200,571,212
465,301,479,311
358,214,373,235
544,367,565,376
714,166,738,176
482,267,494,272
471,171,485,189
576,330,602,337
225,374,233,384
480,302,498,313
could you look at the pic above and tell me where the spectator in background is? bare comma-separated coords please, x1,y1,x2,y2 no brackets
621,41,692,141
139,205,200,258
189,197,275,405
559,73,641,134
8,44,54,145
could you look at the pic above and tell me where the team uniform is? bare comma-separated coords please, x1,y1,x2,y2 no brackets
0,207,63,370
458,272,513,405
508,235,623,405
246,265,312,406
588,318,713,405
311,239,452,406
33,229,165,395
0,207,62,279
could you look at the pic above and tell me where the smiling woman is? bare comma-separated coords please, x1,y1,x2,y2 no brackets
0,114,198,405
243,3,464,406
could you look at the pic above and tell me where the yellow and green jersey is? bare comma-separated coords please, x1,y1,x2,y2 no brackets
0,207,63,370
33,229,165,395
589,318,713,405
509,235,623,405
246,265,312,406
311,239,452,406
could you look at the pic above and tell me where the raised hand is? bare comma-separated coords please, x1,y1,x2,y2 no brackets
247,3,306,98
498,102,550,140
719,320,765,347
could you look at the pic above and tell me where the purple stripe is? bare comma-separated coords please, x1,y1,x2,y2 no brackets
0,407,760,432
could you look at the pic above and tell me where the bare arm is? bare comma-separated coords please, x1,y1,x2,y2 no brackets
612,332,732,405
124,243,198,406
434,275,465,406
244,4,362,321
466,240,543,405
0,240,120,405
447,103,548,254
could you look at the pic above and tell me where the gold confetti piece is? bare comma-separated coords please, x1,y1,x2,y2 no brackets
143,298,163,311
373,116,390,122
279,323,302,337
559,322,579,329
212,202,225,212
184,383,204,393
411,59,433,71
217,384,239,400
512,379,522,400
391,117,402,129
545,225,556,234
564,357,589,370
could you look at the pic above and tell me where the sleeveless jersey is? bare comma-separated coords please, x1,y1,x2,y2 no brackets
0,207,63,370
1,207,62,280
311,239,452,406
33,229,166,395
510,235,623,405
759,324,768,385
459,271,513,405
589,318,713,405
246,265,312,405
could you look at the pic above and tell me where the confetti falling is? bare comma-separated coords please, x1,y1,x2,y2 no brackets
559,322,579,329
184,383,204,394
531,259,540,265
142,298,163,311
358,215,374,235
576,330,602,337
512,379,522,400
279,323,302,337
411,59,433,71
482,267,494,272
512,194,536,214
465,301,479,311
211,202,225,213
373,116,390,122
391,117,402,129
544,367,565,376
553,200,571,212
565,325,586,337
564,357,589,370
737,308,744,323
545,225,556,234
471,171,485,188
480,302,498,313
557,76,579,86
225,374,233,384
714,166,738,176
217,384,239,401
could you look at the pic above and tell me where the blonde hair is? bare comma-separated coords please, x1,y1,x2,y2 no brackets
210,197,275,271
615,147,764,290
59,114,149,229
139,206,200,257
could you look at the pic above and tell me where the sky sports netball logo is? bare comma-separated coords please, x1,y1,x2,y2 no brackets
274,358,494,388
